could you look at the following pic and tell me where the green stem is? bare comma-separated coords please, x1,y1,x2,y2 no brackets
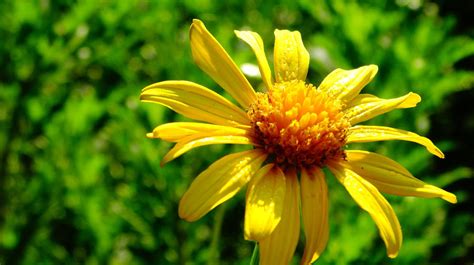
249,242,259,265
208,204,226,265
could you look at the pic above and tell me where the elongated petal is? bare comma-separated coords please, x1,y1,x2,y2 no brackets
344,92,421,125
329,162,402,258
235,30,273,90
273,30,309,82
301,167,329,264
161,132,253,165
346,93,419,108
141,80,250,127
347,125,444,158
344,150,457,203
190,19,256,108
260,169,300,265
179,150,267,221
147,122,251,142
318,65,378,102
245,164,286,241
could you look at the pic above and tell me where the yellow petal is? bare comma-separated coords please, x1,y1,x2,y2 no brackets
141,80,250,127
147,122,251,142
259,169,300,265
179,149,267,221
344,150,457,204
318,65,378,102
273,29,309,82
328,162,402,258
347,125,444,158
346,93,420,108
301,167,329,264
235,30,273,90
190,19,256,108
345,92,421,125
161,132,253,166
245,164,286,241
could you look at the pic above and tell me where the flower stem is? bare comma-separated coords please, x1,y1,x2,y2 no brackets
250,243,259,265
208,204,226,265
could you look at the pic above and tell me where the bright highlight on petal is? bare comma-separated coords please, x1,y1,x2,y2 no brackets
259,170,300,265
344,151,457,203
301,167,329,264
273,29,309,82
345,92,421,124
147,122,251,142
235,30,273,90
179,150,267,222
190,19,257,108
347,125,444,158
329,162,402,258
318,65,378,102
245,164,286,241
140,80,250,127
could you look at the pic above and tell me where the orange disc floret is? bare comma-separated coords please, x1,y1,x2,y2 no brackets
248,80,350,169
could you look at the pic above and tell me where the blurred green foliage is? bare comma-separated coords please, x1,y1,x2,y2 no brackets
1,0,473,264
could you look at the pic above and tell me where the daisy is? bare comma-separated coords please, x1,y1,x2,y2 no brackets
140,19,456,264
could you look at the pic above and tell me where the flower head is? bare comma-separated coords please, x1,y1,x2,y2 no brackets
141,19,456,264
248,80,350,168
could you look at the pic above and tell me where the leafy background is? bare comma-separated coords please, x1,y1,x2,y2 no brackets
0,0,473,264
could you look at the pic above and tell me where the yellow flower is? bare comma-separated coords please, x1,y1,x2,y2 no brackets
140,19,457,264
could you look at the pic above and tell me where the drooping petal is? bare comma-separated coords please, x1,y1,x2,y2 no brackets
260,169,300,265
161,131,254,166
235,30,273,90
179,149,267,222
245,164,286,241
318,65,378,102
147,122,251,142
328,162,402,258
140,80,250,127
190,19,257,108
273,29,309,82
344,150,457,203
347,125,444,158
301,167,329,264
345,92,421,125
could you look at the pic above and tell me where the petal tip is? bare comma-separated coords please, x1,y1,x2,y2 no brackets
192,18,203,25
244,228,274,242
160,158,169,167
368,64,379,78
443,193,457,204
387,245,401,259
388,252,399,259
178,195,199,221
436,150,445,159
190,19,205,35
394,92,421,109
234,30,248,41
426,142,444,158
408,92,422,105
178,202,197,222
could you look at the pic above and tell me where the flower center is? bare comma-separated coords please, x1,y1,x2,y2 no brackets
247,80,350,169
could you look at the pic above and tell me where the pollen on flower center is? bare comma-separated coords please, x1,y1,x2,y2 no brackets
247,80,350,169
